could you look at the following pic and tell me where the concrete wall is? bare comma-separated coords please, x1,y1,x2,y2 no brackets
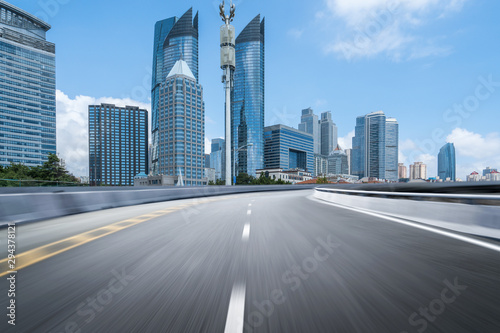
314,188,500,239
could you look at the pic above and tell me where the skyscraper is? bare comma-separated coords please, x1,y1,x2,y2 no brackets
89,104,148,186
298,108,320,154
352,111,399,181
438,143,456,181
398,163,407,179
328,145,349,175
264,124,314,172
0,2,56,167
319,111,338,156
151,8,198,175
210,138,225,181
156,59,205,186
232,14,265,177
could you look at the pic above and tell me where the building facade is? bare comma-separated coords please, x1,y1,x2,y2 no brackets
438,143,456,181
314,154,328,177
156,59,205,186
256,168,312,184
351,111,398,181
264,124,314,173
409,162,427,180
483,167,497,177
398,163,407,179
319,111,338,156
328,145,348,175
210,138,225,181
89,104,148,186
151,8,198,175
232,15,265,177
0,2,56,167
298,108,320,155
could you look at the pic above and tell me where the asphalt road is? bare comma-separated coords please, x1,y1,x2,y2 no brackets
1,190,499,332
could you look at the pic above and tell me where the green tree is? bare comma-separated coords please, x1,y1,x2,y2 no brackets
316,177,329,184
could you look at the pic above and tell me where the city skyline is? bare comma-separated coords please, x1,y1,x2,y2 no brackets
4,0,500,181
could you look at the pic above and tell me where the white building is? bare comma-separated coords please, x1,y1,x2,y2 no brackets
256,168,312,184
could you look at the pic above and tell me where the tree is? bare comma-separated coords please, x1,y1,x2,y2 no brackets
316,177,329,184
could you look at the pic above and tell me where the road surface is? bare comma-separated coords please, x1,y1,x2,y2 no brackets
1,190,499,332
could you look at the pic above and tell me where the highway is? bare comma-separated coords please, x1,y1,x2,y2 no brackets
1,189,499,332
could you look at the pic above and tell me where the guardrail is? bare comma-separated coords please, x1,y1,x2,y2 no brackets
314,187,500,240
0,185,316,227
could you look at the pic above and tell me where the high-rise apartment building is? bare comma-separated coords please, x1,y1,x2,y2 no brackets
438,143,456,181
398,163,407,179
409,162,427,180
232,15,265,177
0,2,56,167
352,111,399,181
298,108,320,155
483,167,497,177
89,104,148,186
319,111,338,156
264,124,313,173
345,148,352,175
156,59,205,186
151,8,198,175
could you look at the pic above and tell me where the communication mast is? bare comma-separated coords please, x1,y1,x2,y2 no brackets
219,1,236,185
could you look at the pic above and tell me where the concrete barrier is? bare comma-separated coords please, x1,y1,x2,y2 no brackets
0,185,316,227
314,188,500,239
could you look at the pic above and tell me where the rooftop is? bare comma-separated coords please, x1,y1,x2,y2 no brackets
167,59,195,80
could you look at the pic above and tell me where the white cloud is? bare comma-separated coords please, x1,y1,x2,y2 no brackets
447,128,500,159
320,0,467,60
56,90,149,177
288,28,304,40
338,130,355,150
205,137,211,154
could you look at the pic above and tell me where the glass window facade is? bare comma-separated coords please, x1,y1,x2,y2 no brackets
352,111,399,181
151,8,198,175
264,124,314,173
232,15,265,178
88,104,148,186
0,2,55,167
298,108,320,155
438,143,456,181
320,111,338,156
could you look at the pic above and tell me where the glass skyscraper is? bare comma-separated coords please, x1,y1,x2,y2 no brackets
89,104,148,186
438,143,456,181
352,111,398,181
264,124,314,172
320,111,338,156
298,108,320,155
0,2,56,167
157,60,205,186
232,15,265,178
210,138,225,181
151,8,198,175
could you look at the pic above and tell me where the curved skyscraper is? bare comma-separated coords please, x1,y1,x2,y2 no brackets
151,8,199,175
438,143,456,181
231,15,265,178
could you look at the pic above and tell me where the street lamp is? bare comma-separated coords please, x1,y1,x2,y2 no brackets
233,143,253,185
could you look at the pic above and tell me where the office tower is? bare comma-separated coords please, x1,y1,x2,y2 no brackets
0,2,56,167
210,138,225,181
156,59,205,186
232,14,265,177
438,143,456,181
352,111,399,181
385,117,399,181
345,148,352,175
298,108,320,154
89,104,148,186
151,8,198,174
328,145,349,175
264,124,313,172
398,163,407,179
409,162,427,180
314,154,328,177
204,154,210,169
320,111,338,156
483,167,497,177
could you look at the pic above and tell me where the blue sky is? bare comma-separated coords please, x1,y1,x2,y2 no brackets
9,0,500,179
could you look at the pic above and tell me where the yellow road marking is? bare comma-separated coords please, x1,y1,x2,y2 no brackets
0,200,214,277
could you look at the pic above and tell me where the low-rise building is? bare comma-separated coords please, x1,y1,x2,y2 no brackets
256,168,312,184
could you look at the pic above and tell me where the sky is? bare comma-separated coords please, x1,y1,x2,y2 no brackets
8,0,500,180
